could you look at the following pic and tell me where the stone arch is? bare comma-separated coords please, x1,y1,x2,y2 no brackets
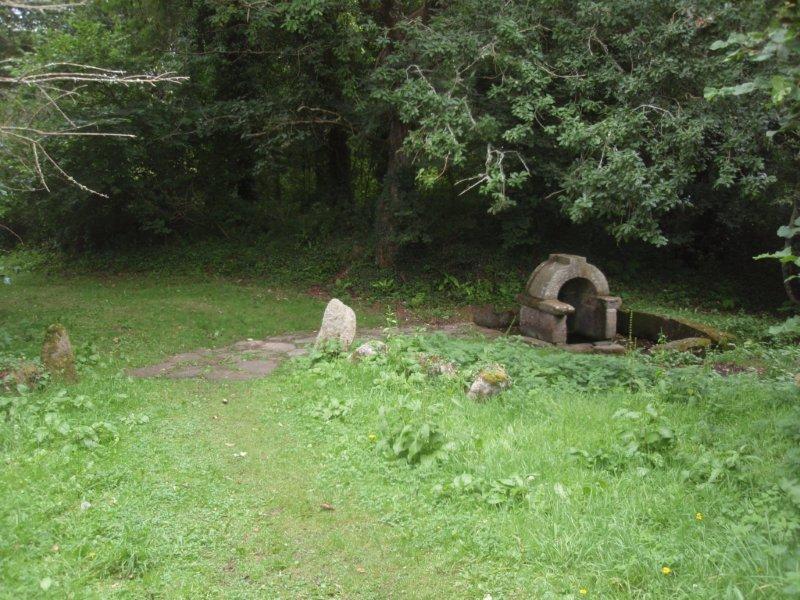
525,254,610,300
518,254,621,344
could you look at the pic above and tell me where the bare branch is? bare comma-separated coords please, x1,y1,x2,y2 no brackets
0,0,86,10
0,223,24,244
37,141,107,197
1,68,187,86
246,105,354,137
1,125,135,138
31,142,50,192
1,56,185,199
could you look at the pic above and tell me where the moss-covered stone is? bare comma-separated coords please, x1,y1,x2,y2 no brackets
480,364,510,385
653,337,712,353
13,361,44,388
41,324,77,383
418,353,457,377
468,364,510,400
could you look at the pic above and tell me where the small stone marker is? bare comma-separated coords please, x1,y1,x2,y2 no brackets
419,354,457,377
316,298,357,350
11,361,42,388
468,364,510,400
351,340,387,361
41,324,77,382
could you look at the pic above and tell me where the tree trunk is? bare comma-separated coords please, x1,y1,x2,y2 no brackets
369,0,439,266
783,191,800,304
316,126,352,206
374,117,408,268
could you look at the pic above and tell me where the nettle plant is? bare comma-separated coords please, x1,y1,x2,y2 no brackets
311,396,353,421
569,404,677,473
757,213,800,338
679,445,759,488
614,404,677,458
376,403,454,467
758,217,800,337
434,472,537,508
0,390,120,453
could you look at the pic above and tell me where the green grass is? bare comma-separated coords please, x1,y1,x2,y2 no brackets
1,272,799,598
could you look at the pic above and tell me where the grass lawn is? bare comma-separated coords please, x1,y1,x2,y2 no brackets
1,273,799,598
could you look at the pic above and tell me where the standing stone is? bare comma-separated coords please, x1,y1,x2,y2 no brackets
41,324,77,382
316,299,357,350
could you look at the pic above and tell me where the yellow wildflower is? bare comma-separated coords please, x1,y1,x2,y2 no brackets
661,566,672,576
368,433,377,442
579,588,588,596
695,512,703,521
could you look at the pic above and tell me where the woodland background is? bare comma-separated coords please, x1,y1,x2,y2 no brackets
1,1,798,309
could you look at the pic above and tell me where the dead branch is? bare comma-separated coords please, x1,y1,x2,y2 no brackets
0,223,24,244
1,66,187,87
1,66,185,198
0,0,86,10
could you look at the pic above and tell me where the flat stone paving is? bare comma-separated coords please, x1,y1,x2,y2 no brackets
127,324,472,381
127,323,626,381
128,335,311,381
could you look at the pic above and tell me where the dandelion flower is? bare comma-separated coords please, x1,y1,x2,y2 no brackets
368,433,378,442
579,588,588,596
695,512,703,521
661,566,672,576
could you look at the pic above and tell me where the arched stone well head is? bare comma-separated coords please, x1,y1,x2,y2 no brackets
518,254,621,344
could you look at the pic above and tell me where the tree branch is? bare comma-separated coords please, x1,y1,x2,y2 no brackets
0,0,86,10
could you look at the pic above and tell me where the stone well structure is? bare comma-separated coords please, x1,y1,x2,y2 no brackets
518,254,621,344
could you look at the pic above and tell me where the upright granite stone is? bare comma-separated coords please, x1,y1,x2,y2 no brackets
316,299,357,349
41,324,77,382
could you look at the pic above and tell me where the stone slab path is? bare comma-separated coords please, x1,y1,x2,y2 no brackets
128,333,318,381
127,324,477,381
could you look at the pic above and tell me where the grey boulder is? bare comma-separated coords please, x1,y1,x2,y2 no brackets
351,340,387,361
316,299,357,350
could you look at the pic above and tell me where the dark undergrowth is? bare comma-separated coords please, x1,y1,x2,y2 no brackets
2,232,790,330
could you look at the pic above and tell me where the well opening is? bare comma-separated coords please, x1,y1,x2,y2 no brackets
557,277,599,342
